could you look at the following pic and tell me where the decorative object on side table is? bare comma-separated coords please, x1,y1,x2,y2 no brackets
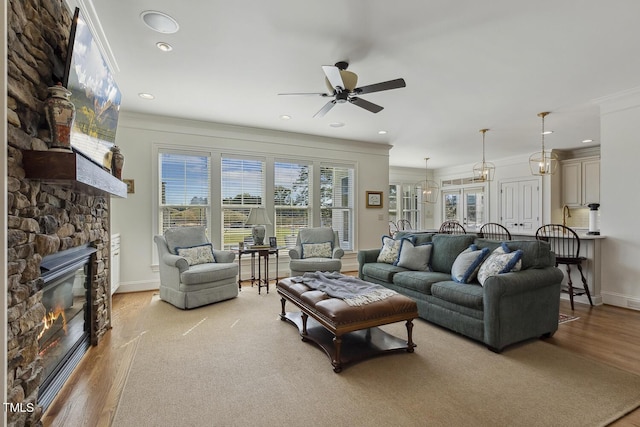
366,191,383,208
269,237,277,248
110,145,124,179
245,207,271,246
123,179,135,194
44,83,76,151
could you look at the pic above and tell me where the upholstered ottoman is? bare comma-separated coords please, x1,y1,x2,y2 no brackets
277,274,418,372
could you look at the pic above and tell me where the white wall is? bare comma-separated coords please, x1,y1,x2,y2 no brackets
111,112,391,291
598,88,640,308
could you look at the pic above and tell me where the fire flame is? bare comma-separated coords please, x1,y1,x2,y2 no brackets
38,305,67,341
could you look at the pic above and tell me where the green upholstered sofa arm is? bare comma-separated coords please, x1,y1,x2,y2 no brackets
357,248,381,279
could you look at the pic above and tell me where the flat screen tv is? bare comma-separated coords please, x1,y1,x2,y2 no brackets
63,7,122,169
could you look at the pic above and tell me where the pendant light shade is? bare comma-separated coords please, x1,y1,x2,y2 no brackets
415,157,439,204
472,128,495,182
529,111,559,176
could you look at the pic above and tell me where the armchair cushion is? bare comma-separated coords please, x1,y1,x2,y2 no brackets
302,241,333,258
164,226,208,254
177,243,216,266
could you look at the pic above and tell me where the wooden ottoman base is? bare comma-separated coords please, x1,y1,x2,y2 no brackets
277,277,418,373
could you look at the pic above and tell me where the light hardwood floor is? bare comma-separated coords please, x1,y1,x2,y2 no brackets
42,285,640,427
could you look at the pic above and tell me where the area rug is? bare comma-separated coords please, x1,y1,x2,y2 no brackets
559,312,580,324
113,291,640,427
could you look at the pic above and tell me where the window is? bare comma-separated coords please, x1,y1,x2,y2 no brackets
388,184,398,224
221,156,265,248
274,161,310,247
158,152,210,234
389,183,420,229
442,186,486,229
320,165,354,250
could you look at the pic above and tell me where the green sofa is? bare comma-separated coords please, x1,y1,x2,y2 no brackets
357,232,564,352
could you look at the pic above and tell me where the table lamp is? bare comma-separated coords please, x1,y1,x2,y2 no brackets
245,207,272,246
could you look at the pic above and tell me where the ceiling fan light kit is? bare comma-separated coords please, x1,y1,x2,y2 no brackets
529,111,559,176
473,128,495,182
279,61,406,118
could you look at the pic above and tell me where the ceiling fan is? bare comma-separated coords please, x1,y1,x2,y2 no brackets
278,61,406,118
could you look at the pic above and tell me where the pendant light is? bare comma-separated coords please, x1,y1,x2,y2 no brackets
472,128,495,182
529,111,558,176
415,157,439,204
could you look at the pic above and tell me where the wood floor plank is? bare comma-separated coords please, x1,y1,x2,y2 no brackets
42,283,640,426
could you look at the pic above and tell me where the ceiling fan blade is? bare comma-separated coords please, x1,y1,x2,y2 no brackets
313,100,336,118
322,65,345,91
349,97,383,113
354,78,406,95
278,92,331,96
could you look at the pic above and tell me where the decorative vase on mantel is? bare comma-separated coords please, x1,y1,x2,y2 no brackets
44,83,76,151
110,145,124,180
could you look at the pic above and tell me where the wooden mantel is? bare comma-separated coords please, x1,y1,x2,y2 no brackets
22,150,127,198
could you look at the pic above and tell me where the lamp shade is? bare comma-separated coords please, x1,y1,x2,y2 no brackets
245,207,272,225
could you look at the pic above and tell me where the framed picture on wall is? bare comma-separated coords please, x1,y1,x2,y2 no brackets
366,191,383,208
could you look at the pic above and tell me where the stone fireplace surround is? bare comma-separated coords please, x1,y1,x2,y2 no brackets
6,1,114,425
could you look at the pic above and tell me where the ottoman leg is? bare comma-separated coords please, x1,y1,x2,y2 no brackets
301,312,309,339
332,335,343,373
406,320,415,353
279,297,287,320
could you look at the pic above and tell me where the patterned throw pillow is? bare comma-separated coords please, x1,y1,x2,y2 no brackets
377,236,404,264
451,244,490,283
301,242,333,258
477,244,524,286
177,243,215,266
396,240,433,271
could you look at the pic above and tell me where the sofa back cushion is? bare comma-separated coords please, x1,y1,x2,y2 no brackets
395,231,435,246
473,238,554,269
430,234,476,274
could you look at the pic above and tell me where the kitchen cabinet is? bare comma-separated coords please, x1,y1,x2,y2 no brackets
500,178,541,233
562,157,600,207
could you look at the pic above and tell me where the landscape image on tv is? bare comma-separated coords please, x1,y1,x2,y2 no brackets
65,10,122,169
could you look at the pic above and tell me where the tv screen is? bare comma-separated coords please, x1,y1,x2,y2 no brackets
63,8,122,169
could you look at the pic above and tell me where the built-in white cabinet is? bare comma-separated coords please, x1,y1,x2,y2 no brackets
500,178,541,234
562,157,600,207
110,233,120,295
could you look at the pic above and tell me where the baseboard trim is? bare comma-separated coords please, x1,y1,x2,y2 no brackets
601,291,640,311
115,280,159,294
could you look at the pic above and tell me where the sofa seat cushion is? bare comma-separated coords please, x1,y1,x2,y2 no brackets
430,280,484,310
392,271,451,295
362,262,407,283
180,262,237,286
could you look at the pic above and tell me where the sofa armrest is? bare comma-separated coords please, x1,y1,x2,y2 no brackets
357,248,382,279
482,266,564,351
162,253,189,273
213,250,236,263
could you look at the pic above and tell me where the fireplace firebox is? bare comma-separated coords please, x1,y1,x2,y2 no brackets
38,244,97,410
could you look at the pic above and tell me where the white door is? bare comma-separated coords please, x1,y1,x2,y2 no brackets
443,186,486,229
501,178,541,233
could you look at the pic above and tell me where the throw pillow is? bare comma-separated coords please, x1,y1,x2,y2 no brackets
451,244,490,284
477,245,524,286
377,235,405,265
396,240,433,271
301,241,333,258
177,243,216,266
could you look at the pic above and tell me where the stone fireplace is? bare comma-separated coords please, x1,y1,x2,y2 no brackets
6,1,124,425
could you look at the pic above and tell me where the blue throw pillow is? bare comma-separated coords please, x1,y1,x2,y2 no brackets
451,244,490,283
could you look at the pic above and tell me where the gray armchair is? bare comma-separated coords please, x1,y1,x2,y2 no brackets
154,226,238,309
288,227,344,276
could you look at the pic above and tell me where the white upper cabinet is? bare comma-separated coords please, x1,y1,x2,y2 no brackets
562,156,600,207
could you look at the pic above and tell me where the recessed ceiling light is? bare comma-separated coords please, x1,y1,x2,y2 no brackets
329,122,345,128
582,139,594,144
140,11,179,34
280,115,291,120
156,42,173,52
138,93,155,100
378,130,388,135
542,130,553,135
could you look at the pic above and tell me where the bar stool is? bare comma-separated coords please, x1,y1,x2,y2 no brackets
479,223,512,241
535,224,593,310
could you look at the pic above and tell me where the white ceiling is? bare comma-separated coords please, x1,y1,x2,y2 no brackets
77,0,640,169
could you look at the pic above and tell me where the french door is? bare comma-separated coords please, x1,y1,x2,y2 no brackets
442,186,486,229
